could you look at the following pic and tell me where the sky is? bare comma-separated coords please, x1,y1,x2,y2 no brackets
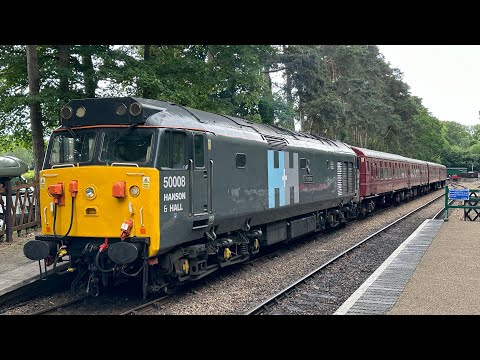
378,45,480,127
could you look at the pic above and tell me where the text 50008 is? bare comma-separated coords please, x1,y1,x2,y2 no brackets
163,176,186,188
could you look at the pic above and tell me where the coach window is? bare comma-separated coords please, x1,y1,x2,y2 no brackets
194,134,205,168
300,158,307,169
236,153,246,168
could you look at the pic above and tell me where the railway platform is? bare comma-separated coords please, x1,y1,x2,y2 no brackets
0,234,45,297
334,219,480,315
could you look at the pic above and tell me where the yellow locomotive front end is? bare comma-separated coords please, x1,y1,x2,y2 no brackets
38,166,160,256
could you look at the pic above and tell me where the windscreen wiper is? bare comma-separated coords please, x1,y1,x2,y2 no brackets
65,126,80,141
112,123,138,143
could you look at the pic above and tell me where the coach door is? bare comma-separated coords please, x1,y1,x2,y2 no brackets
191,133,209,223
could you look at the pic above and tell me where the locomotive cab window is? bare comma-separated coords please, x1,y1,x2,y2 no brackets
50,130,97,165
159,131,187,169
99,128,155,165
236,153,246,168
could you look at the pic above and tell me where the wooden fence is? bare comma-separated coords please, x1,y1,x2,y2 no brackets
0,181,40,242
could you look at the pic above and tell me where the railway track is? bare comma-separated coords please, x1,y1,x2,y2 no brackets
27,293,169,315
27,295,89,315
244,192,446,315
119,295,170,315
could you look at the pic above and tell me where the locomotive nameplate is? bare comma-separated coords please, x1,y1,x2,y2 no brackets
303,175,314,183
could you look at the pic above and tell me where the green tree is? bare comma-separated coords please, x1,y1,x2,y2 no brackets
102,45,279,124
409,100,446,162
442,121,472,148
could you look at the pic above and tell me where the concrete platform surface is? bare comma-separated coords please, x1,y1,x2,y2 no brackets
389,220,480,315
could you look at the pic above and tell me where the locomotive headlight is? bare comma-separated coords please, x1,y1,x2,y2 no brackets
116,104,127,116
85,186,96,199
129,186,140,197
129,102,142,116
61,106,73,120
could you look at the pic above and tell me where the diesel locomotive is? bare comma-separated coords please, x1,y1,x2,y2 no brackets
23,97,446,298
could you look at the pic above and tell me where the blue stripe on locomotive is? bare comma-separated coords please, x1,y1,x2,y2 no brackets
267,150,299,208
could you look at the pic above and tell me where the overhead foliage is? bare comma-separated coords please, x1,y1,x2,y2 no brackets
0,44,478,169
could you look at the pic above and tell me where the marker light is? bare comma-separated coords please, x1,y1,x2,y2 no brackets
76,107,86,118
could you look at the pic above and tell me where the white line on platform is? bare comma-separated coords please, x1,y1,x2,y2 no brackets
333,219,432,315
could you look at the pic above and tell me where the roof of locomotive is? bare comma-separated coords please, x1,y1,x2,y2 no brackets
350,146,428,165
58,96,355,156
